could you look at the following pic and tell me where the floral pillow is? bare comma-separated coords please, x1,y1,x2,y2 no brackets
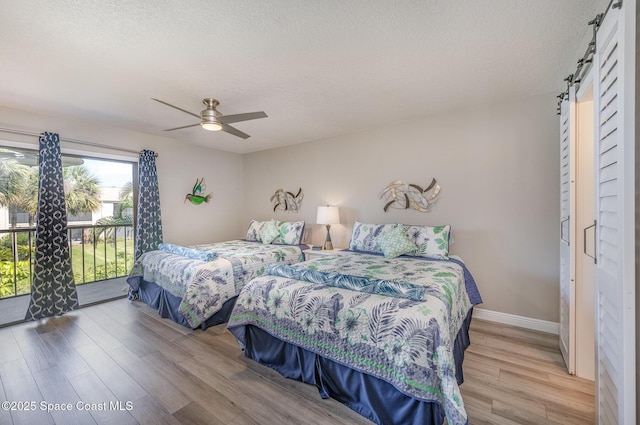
404,224,451,259
272,220,305,245
259,220,280,244
377,225,418,258
246,220,270,242
348,221,398,253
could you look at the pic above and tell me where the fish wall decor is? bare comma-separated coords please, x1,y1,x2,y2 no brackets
379,178,440,212
271,188,304,212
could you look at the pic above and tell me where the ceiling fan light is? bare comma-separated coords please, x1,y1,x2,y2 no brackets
201,122,222,131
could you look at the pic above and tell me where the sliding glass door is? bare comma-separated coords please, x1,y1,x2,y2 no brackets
0,145,136,323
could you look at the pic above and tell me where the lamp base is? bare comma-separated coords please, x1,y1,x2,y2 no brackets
323,224,333,250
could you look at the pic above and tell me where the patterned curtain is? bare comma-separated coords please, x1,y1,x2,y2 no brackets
135,149,163,259
25,132,78,321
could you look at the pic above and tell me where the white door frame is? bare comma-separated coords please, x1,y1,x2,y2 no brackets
559,88,576,375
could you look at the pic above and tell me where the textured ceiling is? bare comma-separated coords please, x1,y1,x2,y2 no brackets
0,0,607,154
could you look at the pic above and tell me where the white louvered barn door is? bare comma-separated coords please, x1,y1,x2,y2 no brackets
558,90,576,375
592,2,635,424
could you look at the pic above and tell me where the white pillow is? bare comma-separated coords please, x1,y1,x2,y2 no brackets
404,224,451,259
348,221,398,253
246,220,269,242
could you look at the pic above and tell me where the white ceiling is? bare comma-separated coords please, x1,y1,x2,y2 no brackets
0,0,607,154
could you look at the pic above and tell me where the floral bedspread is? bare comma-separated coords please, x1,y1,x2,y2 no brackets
227,252,481,425
127,240,305,328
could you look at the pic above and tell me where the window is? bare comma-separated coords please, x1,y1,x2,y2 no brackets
0,146,136,300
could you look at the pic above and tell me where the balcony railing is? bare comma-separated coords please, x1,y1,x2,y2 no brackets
0,224,134,299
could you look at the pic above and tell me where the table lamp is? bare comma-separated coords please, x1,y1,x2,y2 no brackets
316,206,339,250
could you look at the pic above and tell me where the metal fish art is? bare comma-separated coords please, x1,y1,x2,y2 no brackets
380,178,440,212
271,188,304,212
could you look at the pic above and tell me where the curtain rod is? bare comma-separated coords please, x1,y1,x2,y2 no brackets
0,127,157,157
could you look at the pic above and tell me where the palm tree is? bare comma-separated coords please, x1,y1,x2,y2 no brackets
118,181,134,213
62,165,101,216
0,160,28,207
0,161,102,226
95,179,134,241
0,161,35,227
119,181,132,201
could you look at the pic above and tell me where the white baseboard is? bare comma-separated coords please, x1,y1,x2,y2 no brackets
473,308,559,335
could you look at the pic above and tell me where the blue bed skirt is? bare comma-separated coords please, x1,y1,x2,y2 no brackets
240,309,473,425
136,279,237,330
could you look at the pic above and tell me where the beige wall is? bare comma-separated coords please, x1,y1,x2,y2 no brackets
244,93,560,322
0,105,245,245
0,93,563,322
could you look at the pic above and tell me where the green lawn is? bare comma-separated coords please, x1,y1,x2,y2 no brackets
70,238,135,283
0,237,134,299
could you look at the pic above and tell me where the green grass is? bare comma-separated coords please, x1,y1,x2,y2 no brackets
70,238,135,283
0,237,134,299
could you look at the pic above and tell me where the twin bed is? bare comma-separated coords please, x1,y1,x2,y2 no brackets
127,220,307,329
127,220,481,425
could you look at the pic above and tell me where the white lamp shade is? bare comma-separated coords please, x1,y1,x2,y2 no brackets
316,206,340,225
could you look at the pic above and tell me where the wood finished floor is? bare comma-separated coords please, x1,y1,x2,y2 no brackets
0,298,594,425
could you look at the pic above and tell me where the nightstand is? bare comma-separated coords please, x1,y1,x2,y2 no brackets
303,248,344,261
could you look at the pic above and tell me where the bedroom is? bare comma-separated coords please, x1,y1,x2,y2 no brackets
0,1,636,424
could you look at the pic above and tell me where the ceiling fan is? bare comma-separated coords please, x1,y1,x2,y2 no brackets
152,97,267,139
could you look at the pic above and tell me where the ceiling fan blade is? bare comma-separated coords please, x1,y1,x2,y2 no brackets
221,123,250,139
62,157,85,167
151,98,200,119
218,111,267,124
163,123,201,131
